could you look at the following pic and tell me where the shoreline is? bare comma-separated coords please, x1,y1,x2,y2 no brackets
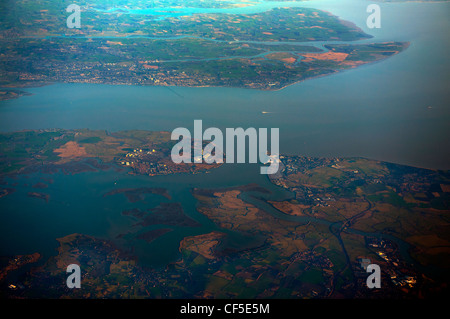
0,41,410,100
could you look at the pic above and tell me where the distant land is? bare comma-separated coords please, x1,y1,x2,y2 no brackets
275,0,449,2
0,2,410,96
374,0,449,2
0,89,31,101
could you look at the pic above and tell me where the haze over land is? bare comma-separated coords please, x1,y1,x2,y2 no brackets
0,1,408,91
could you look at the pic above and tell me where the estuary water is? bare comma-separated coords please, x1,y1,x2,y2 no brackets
0,0,449,268
1,0,449,169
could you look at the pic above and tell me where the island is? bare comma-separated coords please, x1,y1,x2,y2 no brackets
0,129,221,176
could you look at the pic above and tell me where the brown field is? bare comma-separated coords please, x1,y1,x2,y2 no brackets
301,51,349,63
180,231,225,260
269,200,309,216
266,52,298,64
54,141,89,160
106,41,124,46
143,64,159,70
322,199,370,220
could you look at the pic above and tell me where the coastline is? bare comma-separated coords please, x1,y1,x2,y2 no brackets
0,41,410,100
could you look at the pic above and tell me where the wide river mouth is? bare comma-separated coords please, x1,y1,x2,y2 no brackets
0,0,449,272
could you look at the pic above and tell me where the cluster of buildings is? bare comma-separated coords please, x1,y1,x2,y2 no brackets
359,237,418,290
118,148,176,176
120,148,156,167
117,146,219,176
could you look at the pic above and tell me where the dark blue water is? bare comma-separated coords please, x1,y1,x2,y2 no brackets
0,162,288,267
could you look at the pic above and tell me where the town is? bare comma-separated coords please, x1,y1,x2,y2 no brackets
117,145,222,176
170,120,279,174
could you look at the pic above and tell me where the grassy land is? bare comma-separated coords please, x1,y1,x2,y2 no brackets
0,129,171,174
